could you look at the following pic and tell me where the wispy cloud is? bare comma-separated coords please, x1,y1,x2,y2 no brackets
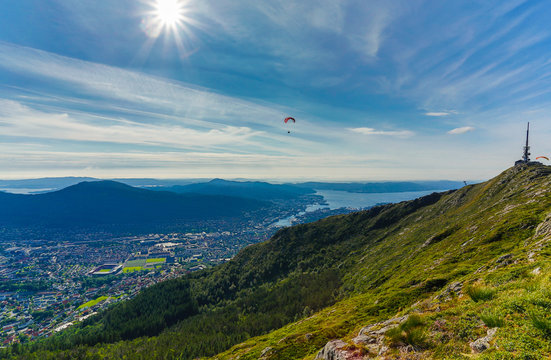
0,42,284,130
425,112,450,117
349,127,414,137
374,1,551,115
448,126,475,135
0,99,265,150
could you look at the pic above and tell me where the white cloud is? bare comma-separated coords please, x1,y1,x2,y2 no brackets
376,1,551,115
448,126,475,134
348,127,414,137
425,112,450,117
0,99,266,149
0,42,284,130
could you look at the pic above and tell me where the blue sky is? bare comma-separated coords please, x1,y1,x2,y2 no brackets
0,0,550,180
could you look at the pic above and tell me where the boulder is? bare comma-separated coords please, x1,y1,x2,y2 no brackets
315,340,349,360
352,315,408,355
469,328,497,353
315,340,366,360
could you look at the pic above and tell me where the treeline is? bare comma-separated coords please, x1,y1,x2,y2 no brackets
4,270,341,360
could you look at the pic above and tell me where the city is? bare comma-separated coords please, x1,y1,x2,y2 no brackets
0,229,272,345
0,196,358,346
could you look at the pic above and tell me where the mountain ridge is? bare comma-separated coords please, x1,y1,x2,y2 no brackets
5,164,551,359
0,180,268,230
165,178,315,200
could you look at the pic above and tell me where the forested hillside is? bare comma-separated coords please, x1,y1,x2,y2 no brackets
4,164,551,359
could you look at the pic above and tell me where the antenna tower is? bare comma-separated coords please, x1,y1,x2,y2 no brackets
522,122,530,163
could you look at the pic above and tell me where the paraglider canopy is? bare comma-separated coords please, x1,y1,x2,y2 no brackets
284,116,295,133
536,156,550,161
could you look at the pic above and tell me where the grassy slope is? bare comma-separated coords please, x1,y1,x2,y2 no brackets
212,164,551,359
8,164,551,359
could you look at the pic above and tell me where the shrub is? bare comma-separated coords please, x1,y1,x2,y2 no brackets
466,284,496,302
386,314,428,349
529,311,551,337
480,309,505,328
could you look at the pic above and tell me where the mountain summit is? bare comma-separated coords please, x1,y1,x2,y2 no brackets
7,164,551,359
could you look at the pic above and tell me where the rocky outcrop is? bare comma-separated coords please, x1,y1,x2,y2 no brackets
494,254,513,269
436,281,462,301
259,346,273,358
535,212,551,238
351,315,408,356
469,328,497,353
315,340,364,360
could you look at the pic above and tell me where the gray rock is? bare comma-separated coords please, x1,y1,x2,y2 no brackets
352,315,409,356
535,213,551,237
470,327,498,353
315,340,348,360
495,254,513,268
470,338,490,353
260,346,273,358
436,281,463,301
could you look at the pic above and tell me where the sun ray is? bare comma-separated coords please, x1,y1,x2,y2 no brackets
138,0,201,63
154,0,185,28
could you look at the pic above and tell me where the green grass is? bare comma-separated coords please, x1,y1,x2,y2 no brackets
530,311,551,337
123,259,147,272
466,284,497,302
122,266,147,273
124,259,146,267
146,258,166,264
480,309,505,327
386,314,428,350
97,269,111,273
77,296,108,310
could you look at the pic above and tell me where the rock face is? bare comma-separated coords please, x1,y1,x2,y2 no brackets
535,212,551,238
315,340,359,360
469,328,498,353
351,315,409,356
317,315,410,359
494,254,513,269
259,346,273,358
436,281,463,301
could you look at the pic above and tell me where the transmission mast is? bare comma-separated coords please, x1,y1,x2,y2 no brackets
522,122,530,163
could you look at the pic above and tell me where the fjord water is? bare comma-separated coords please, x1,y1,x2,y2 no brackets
315,189,443,209
275,189,446,226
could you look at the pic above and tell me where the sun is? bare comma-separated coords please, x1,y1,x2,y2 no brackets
153,0,185,29
139,0,200,60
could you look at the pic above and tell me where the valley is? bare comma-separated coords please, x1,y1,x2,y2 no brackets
0,179,459,349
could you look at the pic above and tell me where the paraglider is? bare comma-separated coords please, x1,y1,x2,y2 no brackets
284,117,295,133
536,156,549,161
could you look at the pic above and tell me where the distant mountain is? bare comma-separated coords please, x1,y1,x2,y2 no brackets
164,178,315,200
0,177,468,195
0,180,267,229
0,177,209,194
0,177,98,192
294,180,467,193
113,178,209,188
